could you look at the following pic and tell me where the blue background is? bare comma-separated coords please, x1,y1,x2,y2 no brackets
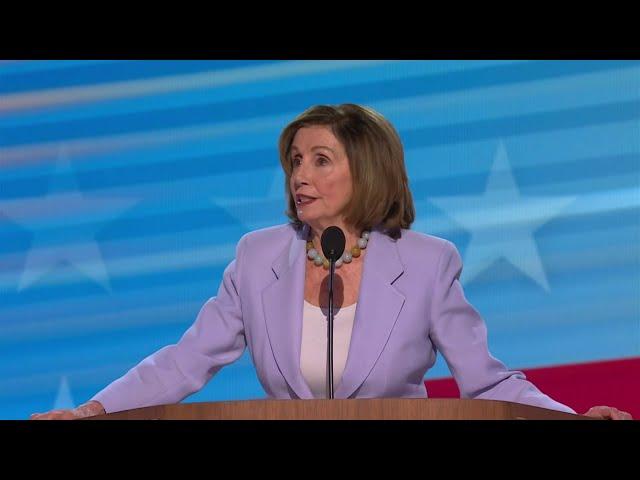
0,60,638,419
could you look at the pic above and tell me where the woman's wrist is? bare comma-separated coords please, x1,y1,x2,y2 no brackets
74,400,106,418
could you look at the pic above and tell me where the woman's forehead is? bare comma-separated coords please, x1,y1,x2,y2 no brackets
291,126,343,152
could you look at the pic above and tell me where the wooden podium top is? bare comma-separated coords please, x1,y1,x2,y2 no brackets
89,398,586,420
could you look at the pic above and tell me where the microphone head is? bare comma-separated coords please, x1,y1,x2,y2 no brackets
321,226,346,262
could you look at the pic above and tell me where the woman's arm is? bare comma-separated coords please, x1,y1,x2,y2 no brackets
88,234,250,414
427,240,576,414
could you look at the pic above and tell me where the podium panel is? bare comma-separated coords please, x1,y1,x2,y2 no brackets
89,398,587,420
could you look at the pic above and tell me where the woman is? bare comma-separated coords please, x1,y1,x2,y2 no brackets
31,104,631,420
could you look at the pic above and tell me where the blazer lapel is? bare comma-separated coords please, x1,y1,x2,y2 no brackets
261,224,314,399
335,229,406,399
261,225,406,400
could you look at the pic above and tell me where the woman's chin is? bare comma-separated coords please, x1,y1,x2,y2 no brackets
299,217,317,227
297,211,315,223
298,215,318,227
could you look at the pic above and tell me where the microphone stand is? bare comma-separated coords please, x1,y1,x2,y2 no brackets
320,225,345,400
327,258,336,399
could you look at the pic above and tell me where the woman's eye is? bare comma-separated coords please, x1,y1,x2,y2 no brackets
317,156,330,166
292,157,301,167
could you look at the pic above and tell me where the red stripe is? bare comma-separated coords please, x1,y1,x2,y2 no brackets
424,356,640,418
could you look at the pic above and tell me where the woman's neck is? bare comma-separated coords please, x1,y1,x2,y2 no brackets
307,222,363,252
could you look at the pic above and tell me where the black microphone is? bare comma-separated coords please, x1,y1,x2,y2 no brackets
321,226,346,399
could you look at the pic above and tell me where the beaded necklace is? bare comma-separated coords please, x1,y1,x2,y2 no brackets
306,230,370,269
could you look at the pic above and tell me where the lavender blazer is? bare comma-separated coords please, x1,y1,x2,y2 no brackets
92,223,575,414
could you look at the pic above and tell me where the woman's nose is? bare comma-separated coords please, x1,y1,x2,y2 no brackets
293,176,308,190
293,162,311,187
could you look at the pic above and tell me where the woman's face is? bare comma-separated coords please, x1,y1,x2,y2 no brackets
289,125,353,231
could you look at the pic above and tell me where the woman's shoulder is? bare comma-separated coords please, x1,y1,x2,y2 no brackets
236,223,299,256
390,229,459,272
396,229,455,255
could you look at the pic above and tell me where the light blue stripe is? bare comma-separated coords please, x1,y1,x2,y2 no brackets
0,60,526,127
2,62,635,147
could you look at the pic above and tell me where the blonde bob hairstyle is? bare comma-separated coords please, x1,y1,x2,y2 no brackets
278,104,414,240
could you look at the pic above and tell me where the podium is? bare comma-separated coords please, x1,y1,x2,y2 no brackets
88,398,587,420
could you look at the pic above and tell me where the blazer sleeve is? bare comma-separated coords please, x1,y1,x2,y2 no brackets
428,240,576,414
91,235,248,414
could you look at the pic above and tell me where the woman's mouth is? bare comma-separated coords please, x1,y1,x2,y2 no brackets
296,195,317,206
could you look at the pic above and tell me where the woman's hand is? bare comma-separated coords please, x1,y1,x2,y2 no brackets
583,405,633,420
30,400,106,420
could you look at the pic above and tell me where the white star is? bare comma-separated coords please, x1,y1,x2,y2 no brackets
429,140,576,291
53,375,75,410
0,147,138,292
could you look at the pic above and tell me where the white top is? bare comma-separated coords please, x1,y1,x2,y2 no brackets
299,300,357,398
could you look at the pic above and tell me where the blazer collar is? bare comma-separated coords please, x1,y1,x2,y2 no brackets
262,224,406,399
